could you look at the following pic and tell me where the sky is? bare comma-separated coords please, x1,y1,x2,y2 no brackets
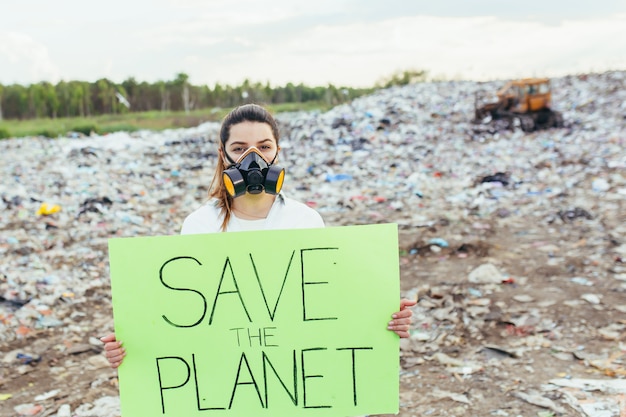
2,0,626,88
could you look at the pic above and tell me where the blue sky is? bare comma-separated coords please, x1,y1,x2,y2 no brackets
2,0,625,87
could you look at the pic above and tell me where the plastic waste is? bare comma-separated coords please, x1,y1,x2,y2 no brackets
1,70,625,417
36,203,61,216
428,238,449,248
325,173,353,182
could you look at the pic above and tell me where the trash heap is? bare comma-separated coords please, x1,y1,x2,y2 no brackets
1,70,625,417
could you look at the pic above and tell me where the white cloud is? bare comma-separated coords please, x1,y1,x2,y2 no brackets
171,14,626,87
1,5,625,87
0,32,60,84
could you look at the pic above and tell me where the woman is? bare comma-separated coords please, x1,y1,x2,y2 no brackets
101,103,416,368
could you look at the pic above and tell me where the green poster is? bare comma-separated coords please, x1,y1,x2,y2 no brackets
108,223,400,417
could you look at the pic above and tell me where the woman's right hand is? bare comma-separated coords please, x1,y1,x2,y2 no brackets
100,333,126,368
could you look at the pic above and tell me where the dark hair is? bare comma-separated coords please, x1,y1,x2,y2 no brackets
209,104,280,231
219,104,280,147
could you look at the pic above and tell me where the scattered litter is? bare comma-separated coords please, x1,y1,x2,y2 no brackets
56,404,71,417
13,404,43,416
468,263,504,284
549,378,626,417
512,390,566,414
1,70,625,417
36,202,61,216
431,388,471,404
512,294,535,303
428,238,449,248
34,389,59,401
73,396,120,417
558,207,593,223
581,293,602,305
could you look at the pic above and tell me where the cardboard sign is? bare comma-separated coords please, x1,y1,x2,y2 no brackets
108,223,400,417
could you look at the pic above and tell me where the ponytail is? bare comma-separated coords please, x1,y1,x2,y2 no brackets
208,151,233,231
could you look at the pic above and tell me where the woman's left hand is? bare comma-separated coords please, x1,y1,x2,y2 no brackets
388,298,417,338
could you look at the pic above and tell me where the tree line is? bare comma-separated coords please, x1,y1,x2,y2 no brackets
0,72,383,121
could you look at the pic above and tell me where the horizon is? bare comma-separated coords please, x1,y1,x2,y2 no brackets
1,68,625,90
2,1,626,88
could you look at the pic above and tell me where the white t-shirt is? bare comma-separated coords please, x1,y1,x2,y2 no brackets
180,194,325,234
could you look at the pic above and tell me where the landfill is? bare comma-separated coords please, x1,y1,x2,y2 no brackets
1,70,625,416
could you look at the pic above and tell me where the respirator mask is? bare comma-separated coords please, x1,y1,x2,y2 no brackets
222,147,285,198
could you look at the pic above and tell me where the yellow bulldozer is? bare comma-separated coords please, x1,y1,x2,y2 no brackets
473,78,563,132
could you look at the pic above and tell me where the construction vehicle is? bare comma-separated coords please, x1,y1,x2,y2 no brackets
473,78,563,132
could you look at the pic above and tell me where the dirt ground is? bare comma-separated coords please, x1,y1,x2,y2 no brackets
2,210,625,416
393,219,626,416
3,69,626,417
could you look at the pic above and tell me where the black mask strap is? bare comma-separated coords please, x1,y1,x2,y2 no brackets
223,146,237,166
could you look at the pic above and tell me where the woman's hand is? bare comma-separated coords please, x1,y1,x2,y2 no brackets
387,298,417,338
100,333,126,368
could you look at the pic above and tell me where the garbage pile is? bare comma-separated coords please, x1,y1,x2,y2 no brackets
1,70,625,416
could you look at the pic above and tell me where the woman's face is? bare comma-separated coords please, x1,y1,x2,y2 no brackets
223,121,278,164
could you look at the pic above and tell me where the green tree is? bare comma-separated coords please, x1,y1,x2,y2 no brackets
67,81,85,117
213,83,224,107
263,81,273,104
0,70,383,120
56,81,71,117
157,81,169,111
115,85,131,113
121,77,138,109
378,69,428,88
43,82,59,118
28,83,50,118
284,82,297,103
0,83,4,121
3,84,28,119
81,82,93,117
95,78,117,114
173,72,191,113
